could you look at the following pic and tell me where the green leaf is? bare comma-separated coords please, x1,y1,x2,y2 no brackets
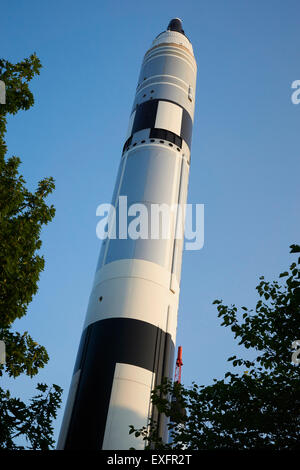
227,356,236,361
279,271,289,278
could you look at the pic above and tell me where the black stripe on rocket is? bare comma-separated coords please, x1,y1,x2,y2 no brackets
123,99,193,153
63,317,174,450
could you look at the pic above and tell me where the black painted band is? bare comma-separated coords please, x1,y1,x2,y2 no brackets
132,100,159,135
128,99,193,149
150,128,182,148
64,317,175,450
122,128,182,153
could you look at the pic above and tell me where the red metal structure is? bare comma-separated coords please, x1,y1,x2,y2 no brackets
174,346,183,384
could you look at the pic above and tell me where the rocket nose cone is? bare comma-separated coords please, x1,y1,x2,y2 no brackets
167,18,185,35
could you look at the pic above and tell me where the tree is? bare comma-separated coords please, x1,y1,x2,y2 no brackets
131,244,300,450
0,384,62,450
0,55,62,449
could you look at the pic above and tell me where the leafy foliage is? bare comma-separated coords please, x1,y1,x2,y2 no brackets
0,383,63,450
131,245,300,449
0,54,55,377
0,55,62,449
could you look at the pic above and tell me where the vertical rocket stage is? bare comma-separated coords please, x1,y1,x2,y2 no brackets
58,18,197,450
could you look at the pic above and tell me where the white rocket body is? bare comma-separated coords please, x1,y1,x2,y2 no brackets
58,19,197,450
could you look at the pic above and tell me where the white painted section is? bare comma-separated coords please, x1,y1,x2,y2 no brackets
122,144,182,206
143,51,196,83
181,141,190,163
170,159,190,285
0,80,5,105
136,39,197,120
165,304,178,342
170,273,178,294
94,258,170,290
102,363,154,450
151,30,194,55
137,77,188,97
57,370,81,449
155,101,182,135
84,266,179,343
0,340,5,364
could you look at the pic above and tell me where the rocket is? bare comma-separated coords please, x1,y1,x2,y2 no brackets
57,18,197,450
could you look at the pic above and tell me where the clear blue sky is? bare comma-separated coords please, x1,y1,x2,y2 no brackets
2,0,299,446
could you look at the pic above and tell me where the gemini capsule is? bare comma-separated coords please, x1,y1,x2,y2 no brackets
57,18,197,450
